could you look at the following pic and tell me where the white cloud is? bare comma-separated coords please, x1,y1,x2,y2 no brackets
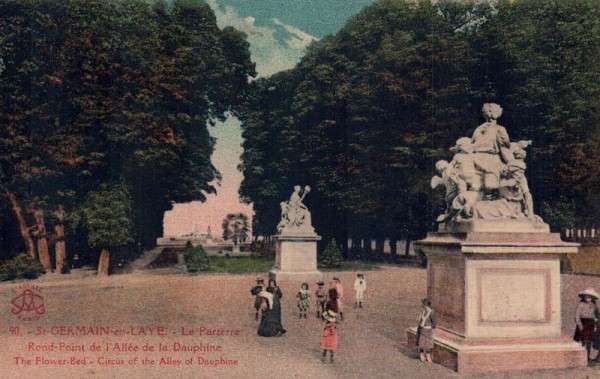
272,18,319,50
165,1,322,237
207,0,319,77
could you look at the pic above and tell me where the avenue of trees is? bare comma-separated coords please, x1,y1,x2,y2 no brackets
238,0,600,258
1,0,599,273
0,0,255,272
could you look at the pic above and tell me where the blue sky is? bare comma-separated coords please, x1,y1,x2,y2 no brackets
206,0,377,77
164,0,377,236
212,0,376,38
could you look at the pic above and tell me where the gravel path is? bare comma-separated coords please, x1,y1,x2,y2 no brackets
1,266,599,379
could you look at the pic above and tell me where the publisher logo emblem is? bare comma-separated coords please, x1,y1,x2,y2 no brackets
11,285,45,321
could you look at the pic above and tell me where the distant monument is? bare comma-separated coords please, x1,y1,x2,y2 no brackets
180,224,213,242
410,104,585,373
269,185,322,281
156,224,213,246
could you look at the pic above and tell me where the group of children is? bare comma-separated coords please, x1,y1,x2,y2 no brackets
250,273,368,364
251,277,600,366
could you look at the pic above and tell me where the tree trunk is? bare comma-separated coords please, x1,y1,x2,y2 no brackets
33,210,52,271
4,189,36,258
404,239,411,258
349,238,357,260
54,207,67,274
97,248,110,276
375,238,385,261
359,238,366,260
364,239,373,261
340,210,349,258
390,239,398,262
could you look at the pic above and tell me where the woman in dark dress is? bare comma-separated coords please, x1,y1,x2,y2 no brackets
266,279,286,335
256,280,286,337
255,288,278,337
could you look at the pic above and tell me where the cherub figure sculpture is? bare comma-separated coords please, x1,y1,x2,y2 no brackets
500,140,535,218
431,160,460,222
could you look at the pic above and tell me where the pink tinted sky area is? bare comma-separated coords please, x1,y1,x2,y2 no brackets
162,117,253,237
162,1,331,238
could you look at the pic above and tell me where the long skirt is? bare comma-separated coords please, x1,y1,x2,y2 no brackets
418,328,434,350
257,308,280,337
574,318,595,343
272,300,285,331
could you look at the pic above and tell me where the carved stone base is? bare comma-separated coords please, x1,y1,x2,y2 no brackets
269,234,322,282
407,328,586,374
409,230,586,373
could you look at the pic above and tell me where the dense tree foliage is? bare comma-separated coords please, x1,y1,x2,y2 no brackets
239,0,600,256
0,0,255,270
184,241,210,272
471,0,600,227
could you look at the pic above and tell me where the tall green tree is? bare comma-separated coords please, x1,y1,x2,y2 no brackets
0,0,255,268
239,0,477,255
221,212,250,246
471,0,600,228
81,183,133,275
239,0,600,259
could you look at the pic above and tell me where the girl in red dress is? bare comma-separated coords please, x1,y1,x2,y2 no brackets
320,310,338,364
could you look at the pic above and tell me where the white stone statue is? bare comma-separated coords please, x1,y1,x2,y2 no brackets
277,185,316,235
431,103,544,225
431,160,460,222
470,103,513,190
499,140,536,218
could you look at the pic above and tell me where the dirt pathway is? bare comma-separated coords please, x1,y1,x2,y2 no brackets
1,266,598,378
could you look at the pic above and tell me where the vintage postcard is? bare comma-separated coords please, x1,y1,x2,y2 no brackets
1,1,599,378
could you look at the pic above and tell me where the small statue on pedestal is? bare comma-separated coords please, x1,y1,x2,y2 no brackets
277,185,316,235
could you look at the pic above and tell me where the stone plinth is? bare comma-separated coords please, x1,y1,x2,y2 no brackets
410,226,586,374
406,328,586,374
269,234,322,281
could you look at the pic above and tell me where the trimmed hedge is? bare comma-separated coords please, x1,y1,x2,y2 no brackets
184,241,210,272
0,253,45,281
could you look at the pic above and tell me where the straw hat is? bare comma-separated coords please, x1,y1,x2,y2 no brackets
323,310,337,322
579,288,600,300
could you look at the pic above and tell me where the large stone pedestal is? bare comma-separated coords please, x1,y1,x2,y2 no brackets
409,223,586,374
269,234,322,281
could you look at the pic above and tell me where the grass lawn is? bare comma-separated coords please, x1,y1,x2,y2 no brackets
318,260,380,272
190,255,381,274
207,255,274,274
